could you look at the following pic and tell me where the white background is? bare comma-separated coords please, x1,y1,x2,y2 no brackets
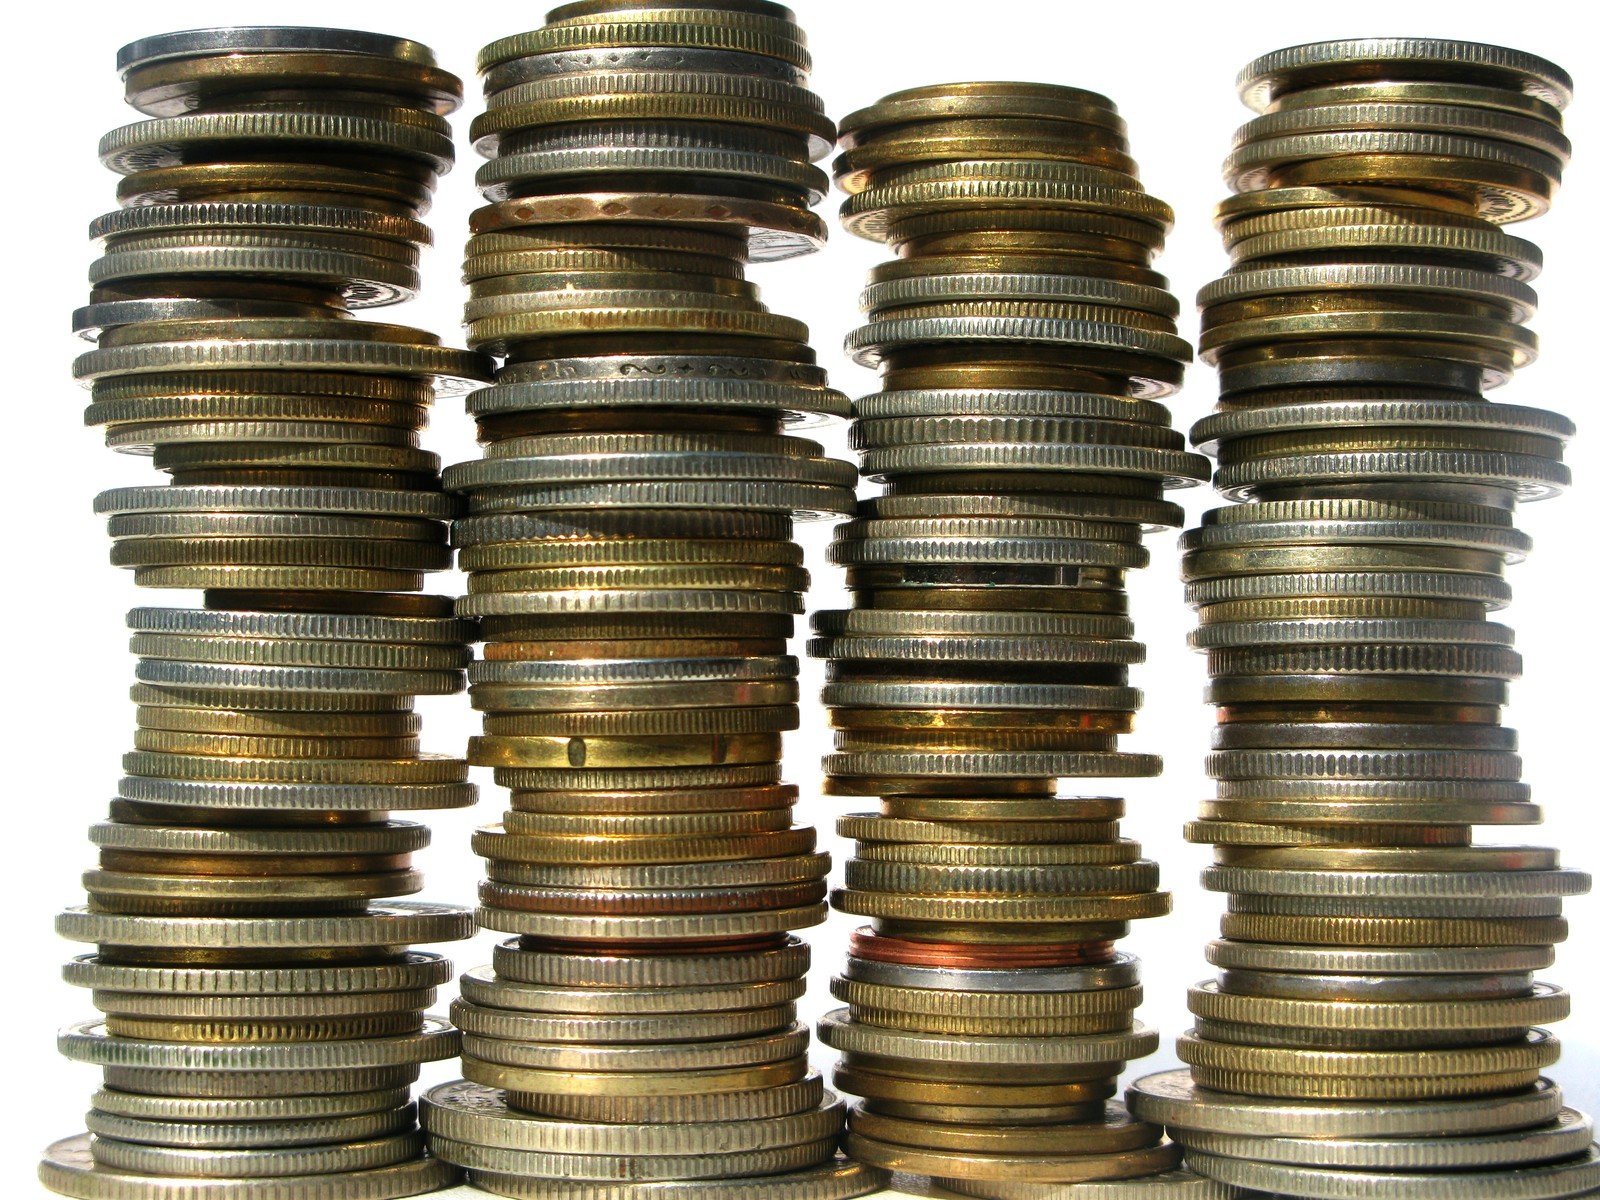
5,2,1596,1194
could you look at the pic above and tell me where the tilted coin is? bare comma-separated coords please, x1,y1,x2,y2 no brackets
1129,1069,1564,1137
1174,1107,1592,1170
1184,1145,1600,1200
40,1135,459,1200
462,1160,888,1200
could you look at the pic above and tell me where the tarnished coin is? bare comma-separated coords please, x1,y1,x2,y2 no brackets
40,1134,460,1199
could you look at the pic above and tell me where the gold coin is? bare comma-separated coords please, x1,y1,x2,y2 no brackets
844,1130,1178,1182
877,797,1124,822
469,733,781,769
482,639,787,661
103,1012,423,1041
846,1007,1132,1037
498,809,792,837
1211,845,1557,870
131,730,420,759
1188,1065,1543,1101
833,1064,1116,1107
847,1104,1157,1154
831,890,1169,923
460,539,800,569
134,707,422,738
1177,1031,1558,1077
1218,912,1567,947
463,1055,807,1097
472,826,815,865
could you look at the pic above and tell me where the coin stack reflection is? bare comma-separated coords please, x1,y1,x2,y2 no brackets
1127,38,1600,1200
42,27,490,1200
414,5,885,1199
810,83,1222,1194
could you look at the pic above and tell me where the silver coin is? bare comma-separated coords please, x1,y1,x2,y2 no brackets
843,954,1139,994
125,606,474,645
116,27,436,71
1222,893,1566,920
425,1133,835,1181
483,46,805,92
827,537,1150,569
1203,942,1555,974
421,1080,841,1154
1128,1070,1563,1137
825,749,1160,779
86,1130,424,1178
1185,1144,1600,1200
812,635,1143,665
1176,1108,1592,1171
85,1105,416,1150
41,1133,458,1200
466,378,849,423
87,820,428,856
812,608,1133,639
462,480,853,520
820,680,1139,711
88,1087,413,1123
817,1010,1155,1065
116,775,477,812
1205,866,1588,899
1214,968,1533,1002
94,485,457,520
936,1170,1242,1198
56,903,474,950
475,147,826,204
59,1017,459,1071
853,388,1172,425
490,936,808,988
467,656,796,685
463,1159,887,1200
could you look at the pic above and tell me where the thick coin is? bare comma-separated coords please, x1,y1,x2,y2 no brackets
844,1131,1180,1183
421,1080,840,1155
843,955,1139,994
1185,1145,1600,1200
819,1010,1155,1064
84,1105,417,1150
462,1160,888,1200
1203,941,1553,974
56,902,473,949
59,1017,460,1070
1175,1106,1592,1170
1188,980,1567,1030
936,1169,1240,1199
84,1131,424,1178
40,1134,458,1200
850,1101,1155,1155
1129,1069,1563,1137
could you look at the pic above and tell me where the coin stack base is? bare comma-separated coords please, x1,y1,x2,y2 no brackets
1130,36,1599,1200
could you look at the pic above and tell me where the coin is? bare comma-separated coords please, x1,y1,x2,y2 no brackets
1128,1069,1564,1137
1185,1146,1600,1200
40,1134,460,1199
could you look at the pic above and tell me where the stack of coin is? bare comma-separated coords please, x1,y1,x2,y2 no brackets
1128,38,1600,1200
43,27,489,1200
415,6,885,1200
812,83,1218,1194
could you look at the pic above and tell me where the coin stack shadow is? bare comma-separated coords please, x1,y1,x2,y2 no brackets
809,83,1220,1193
42,27,493,1200
413,5,886,1199
1125,37,1600,1200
